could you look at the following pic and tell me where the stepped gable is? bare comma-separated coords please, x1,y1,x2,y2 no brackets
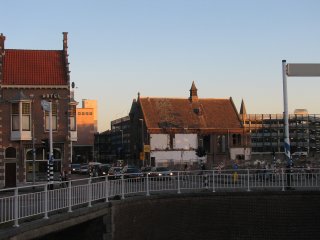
1,32,69,86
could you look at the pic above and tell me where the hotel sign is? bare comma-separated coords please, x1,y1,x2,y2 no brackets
42,93,61,99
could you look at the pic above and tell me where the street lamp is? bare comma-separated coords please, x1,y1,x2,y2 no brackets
282,60,320,166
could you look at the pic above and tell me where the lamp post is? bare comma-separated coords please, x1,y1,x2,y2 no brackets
282,60,320,167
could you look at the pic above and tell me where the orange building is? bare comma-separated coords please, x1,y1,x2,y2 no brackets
73,101,96,163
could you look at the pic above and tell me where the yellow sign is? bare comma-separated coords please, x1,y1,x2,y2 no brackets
144,145,150,153
140,152,145,160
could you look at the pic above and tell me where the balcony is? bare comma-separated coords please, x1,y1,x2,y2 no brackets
11,130,32,141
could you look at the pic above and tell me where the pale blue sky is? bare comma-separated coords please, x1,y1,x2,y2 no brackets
2,0,320,131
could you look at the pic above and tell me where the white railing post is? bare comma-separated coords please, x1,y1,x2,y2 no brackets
281,168,285,191
13,188,19,227
146,174,150,196
68,180,72,213
44,184,49,219
88,178,92,207
212,170,215,192
177,172,181,194
121,174,125,199
247,169,251,192
105,176,109,202
205,172,208,189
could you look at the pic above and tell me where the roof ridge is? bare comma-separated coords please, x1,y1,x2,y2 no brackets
6,49,62,51
140,97,230,100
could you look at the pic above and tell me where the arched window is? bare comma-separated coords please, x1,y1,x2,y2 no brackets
5,147,16,159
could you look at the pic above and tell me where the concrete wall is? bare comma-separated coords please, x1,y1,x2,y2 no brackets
4,192,320,240
111,192,320,240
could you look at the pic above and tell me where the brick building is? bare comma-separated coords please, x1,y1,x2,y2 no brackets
0,33,77,188
129,82,247,169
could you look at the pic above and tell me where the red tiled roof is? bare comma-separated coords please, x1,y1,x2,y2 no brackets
139,97,242,130
2,49,68,85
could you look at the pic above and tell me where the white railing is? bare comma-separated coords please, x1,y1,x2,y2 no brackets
1,168,320,227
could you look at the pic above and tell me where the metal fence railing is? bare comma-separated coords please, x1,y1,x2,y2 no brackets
1,168,320,227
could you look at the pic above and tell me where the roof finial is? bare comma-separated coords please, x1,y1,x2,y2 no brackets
189,81,198,102
239,98,247,121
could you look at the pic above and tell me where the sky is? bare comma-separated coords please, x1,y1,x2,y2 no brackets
1,0,320,132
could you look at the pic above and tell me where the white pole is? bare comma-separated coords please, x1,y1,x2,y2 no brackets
282,60,291,166
49,101,54,184
32,119,36,186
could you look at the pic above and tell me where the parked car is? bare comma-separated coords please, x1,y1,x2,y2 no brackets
88,162,102,177
107,167,123,180
80,164,89,175
149,167,173,178
70,163,81,174
122,167,144,180
99,164,111,176
141,166,152,177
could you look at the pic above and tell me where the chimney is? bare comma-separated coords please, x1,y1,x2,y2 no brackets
62,32,70,85
0,33,5,50
0,33,5,83
63,32,68,51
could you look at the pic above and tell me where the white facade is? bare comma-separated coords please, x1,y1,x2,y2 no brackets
230,147,251,161
150,133,204,166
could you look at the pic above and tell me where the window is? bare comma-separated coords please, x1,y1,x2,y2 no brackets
217,135,226,153
232,134,242,146
12,103,19,131
11,102,31,131
45,102,57,131
22,102,31,130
